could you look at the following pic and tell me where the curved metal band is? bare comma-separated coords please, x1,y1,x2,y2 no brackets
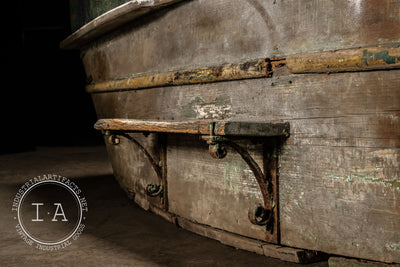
118,132,163,183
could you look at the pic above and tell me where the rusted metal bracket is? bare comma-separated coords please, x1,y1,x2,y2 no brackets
103,130,168,207
201,122,286,243
203,136,273,225
97,119,289,242
202,136,274,223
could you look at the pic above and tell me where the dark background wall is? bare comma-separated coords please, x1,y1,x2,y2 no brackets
1,0,103,153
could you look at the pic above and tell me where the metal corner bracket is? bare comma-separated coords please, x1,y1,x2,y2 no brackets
103,130,168,209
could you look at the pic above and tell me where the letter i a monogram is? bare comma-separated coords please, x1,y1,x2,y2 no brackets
52,203,68,222
31,203,68,222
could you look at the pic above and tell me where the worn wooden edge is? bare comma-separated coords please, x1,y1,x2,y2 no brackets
85,58,281,93
328,256,400,267
286,46,400,74
95,119,213,135
94,119,290,137
60,0,184,50
133,192,327,264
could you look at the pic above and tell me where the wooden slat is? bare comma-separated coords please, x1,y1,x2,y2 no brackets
94,119,290,137
287,47,400,74
85,46,400,93
85,59,283,93
94,119,213,135
135,192,327,264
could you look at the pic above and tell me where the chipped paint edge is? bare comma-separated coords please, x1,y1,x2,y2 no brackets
287,46,400,74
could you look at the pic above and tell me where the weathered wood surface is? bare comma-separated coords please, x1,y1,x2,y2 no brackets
93,69,400,263
287,47,400,74
67,0,400,263
94,118,290,137
80,0,400,85
134,192,327,264
61,0,184,49
104,132,163,210
95,119,212,134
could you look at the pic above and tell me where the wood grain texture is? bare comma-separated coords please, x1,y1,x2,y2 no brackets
61,0,184,49
93,69,400,263
80,0,400,84
95,119,212,134
76,0,400,263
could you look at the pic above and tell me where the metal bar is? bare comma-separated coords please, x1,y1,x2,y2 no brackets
214,121,290,137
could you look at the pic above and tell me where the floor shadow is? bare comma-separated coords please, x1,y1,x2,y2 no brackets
73,175,327,266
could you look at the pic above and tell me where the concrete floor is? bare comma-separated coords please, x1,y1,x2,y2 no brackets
0,146,328,266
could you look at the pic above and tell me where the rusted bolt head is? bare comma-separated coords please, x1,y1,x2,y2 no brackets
209,143,227,159
108,135,120,145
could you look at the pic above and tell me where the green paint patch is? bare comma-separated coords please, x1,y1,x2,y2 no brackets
361,49,400,65
386,243,400,251
325,171,400,190
223,160,244,194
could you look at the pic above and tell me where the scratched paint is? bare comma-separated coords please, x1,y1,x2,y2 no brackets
325,172,400,190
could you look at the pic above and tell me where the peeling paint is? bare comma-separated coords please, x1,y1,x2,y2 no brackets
361,49,400,65
181,95,232,119
386,243,400,252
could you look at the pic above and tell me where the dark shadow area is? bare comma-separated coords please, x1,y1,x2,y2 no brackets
73,174,328,266
1,0,103,154
0,145,328,266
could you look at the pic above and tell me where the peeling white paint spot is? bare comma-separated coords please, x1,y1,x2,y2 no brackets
194,104,232,119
